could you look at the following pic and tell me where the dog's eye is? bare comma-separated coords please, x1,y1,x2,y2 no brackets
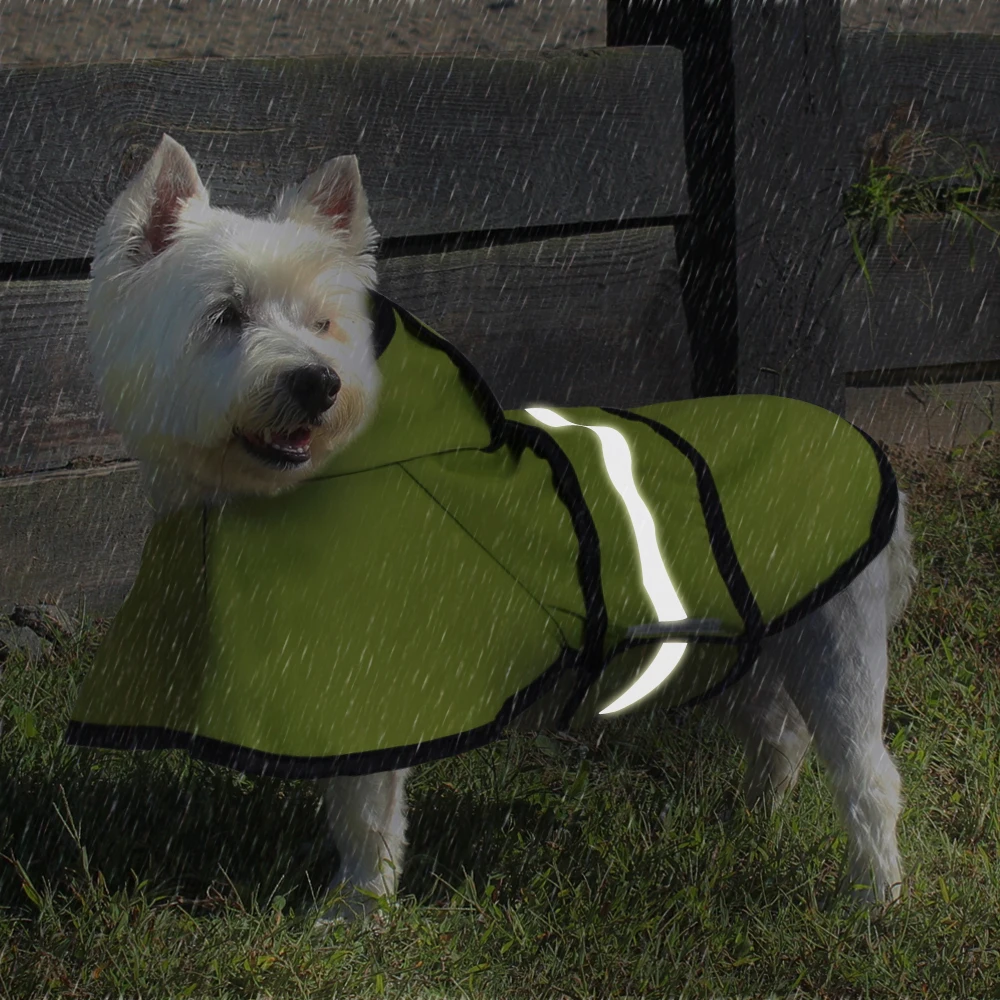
314,318,331,335
215,304,243,329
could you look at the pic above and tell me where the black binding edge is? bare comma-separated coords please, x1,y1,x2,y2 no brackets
762,425,899,636
372,290,508,451
505,397,770,728
65,647,582,780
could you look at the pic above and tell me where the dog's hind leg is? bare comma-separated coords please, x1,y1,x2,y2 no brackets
318,767,410,922
714,674,813,815
773,552,904,903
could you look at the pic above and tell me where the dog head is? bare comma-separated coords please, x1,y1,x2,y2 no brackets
88,134,380,507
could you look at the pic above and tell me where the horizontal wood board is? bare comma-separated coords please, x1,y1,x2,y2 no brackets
1,226,685,474
846,380,998,450
842,32,1000,173
839,217,1000,379
0,462,150,615
379,228,689,410
0,226,686,611
0,49,686,264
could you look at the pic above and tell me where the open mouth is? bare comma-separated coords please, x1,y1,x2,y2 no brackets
238,427,313,468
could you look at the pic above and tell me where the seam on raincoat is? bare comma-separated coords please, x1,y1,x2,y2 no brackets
396,461,577,650
307,445,502,482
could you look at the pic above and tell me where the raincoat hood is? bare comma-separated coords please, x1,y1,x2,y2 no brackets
67,294,898,778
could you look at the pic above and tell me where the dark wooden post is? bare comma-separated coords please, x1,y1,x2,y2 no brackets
610,0,850,413
609,0,737,401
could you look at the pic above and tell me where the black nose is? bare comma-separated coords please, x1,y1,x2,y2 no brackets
286,365,340,419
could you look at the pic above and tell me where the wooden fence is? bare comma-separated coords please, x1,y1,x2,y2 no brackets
1,1,998,613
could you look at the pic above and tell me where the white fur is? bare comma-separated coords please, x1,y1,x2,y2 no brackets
89,137,914,922
711,503,914,902
89,135,380,513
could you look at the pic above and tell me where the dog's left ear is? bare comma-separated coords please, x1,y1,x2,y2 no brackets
111,134,208,262
273,155,376,253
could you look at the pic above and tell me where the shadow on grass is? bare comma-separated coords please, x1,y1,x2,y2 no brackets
0,742,584,919
1,756,325,912
2,625,788,927
404,784,575,904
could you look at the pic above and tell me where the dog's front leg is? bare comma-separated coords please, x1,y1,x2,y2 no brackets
317,767,410,923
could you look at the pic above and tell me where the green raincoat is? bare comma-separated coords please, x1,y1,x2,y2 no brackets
66,294,898,778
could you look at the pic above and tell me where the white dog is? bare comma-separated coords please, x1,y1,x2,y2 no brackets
88,135,916,920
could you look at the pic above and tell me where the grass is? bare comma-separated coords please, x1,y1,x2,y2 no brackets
1,438,999,999
844,129,1000,285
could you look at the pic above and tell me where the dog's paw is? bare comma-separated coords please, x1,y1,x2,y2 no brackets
838,874,903,907
314,900,368,927
313,885,393,927
852,882,902,906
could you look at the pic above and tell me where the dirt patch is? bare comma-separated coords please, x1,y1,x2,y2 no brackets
0,1,607,66
842,0,1000,33
2,1,997,70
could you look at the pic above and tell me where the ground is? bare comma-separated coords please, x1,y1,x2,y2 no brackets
1,0,998,69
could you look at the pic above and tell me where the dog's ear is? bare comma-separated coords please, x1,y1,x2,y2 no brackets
116,134,207,260
273,155,376,253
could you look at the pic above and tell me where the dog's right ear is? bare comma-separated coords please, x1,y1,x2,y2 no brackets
112,134,207,261
272,155,376,255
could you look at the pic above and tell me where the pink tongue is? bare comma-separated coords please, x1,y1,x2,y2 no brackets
272,428,311,447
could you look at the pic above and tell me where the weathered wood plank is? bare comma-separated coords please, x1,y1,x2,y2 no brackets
0,462,150,614
842,32,1000,173
0,50,686,264
609,0,736,399
846,381,999,451
840,218,1000,378
382,228,689,411
0,279,119,475
0,226,687,474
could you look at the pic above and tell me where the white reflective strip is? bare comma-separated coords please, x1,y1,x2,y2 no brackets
525,407,687,714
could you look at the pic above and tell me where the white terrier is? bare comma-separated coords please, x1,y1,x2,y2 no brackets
87,135,915,920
